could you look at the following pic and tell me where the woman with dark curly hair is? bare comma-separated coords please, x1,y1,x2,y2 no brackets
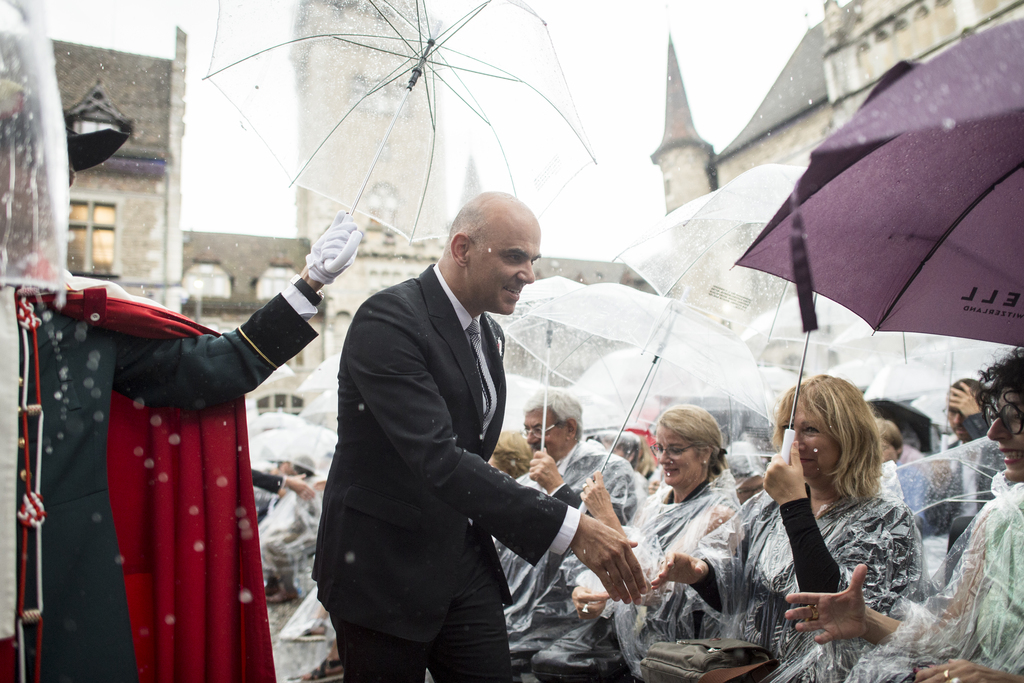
785,349,1024,683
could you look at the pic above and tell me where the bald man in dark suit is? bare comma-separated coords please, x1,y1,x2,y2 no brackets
313,192,646,682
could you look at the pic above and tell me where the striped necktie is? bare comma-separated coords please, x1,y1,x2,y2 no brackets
467,318,496,430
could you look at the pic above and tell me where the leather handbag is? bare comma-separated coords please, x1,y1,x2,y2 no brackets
640,638,779,683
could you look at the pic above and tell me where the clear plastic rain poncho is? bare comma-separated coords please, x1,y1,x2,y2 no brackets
893,437,1005,573
844,471,1024,681
528,471,740,678
610,475,740,677
274,587,336,681
0,1,70,295
498,440,638,654
696,478,924,683
258,489,323,582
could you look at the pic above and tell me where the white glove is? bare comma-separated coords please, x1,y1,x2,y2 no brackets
306,211,363,285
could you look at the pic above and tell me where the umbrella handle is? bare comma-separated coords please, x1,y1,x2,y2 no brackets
780,428,796,465
325,230,364,272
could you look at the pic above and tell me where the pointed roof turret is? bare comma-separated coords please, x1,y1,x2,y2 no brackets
459,155,481,207
651,38,711,163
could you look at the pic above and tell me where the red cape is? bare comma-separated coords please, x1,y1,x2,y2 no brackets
59,287,275,683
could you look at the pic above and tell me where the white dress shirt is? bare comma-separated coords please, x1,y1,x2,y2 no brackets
432,264,580,554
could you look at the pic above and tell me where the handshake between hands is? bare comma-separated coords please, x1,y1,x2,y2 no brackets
306,210,363,286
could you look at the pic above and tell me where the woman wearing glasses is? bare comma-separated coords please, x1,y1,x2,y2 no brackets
532,405,739,680
785,350,1024,683
651,375,923,683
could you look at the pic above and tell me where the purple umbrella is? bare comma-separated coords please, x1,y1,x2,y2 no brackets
737,18,1024,348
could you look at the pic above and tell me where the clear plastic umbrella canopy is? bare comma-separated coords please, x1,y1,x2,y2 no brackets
206,0,595,240
894,437,1005,573
248,423,339,465
570,347,773,444
615,164,804,328
298,389,339,428
297,352,342,394
0,1,70,295
504,283,773,444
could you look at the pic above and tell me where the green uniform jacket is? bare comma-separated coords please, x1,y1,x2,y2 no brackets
19,293,316,683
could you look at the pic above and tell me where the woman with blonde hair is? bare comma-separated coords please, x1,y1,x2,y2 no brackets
652,375,923,682
786,348,1024,683
531,405,739,680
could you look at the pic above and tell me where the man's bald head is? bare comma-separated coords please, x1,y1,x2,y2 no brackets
438,191,541,317
445,191,533,254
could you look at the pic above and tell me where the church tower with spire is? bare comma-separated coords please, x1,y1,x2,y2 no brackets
651,38,715,213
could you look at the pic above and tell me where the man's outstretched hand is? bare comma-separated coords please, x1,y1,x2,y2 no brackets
569,513,648,604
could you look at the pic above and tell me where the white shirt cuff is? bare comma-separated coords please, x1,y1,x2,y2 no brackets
282,284,318,321
547,504,580,555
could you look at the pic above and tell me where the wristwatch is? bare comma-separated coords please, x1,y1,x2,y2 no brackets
290,274,324,306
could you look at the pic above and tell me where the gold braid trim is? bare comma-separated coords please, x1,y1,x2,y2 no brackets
237,327,278,369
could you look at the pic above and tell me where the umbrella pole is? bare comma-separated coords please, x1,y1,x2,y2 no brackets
540,324,553,452
780,330,812,464
578,353,662,516
338,40,437,238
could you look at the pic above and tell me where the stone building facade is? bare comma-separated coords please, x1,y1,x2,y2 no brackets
659,0,1024,199
53,31,186,310
180,231,314,412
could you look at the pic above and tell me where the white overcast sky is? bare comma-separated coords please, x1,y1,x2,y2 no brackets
45,0,824,260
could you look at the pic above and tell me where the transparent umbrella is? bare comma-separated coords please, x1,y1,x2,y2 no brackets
505,283,773,463
248,424,338,465
206,0,595,240
615,164,804,329
894,438,1005,574
297,352,342,394
569,347,773,446
0,1,69,296
297,390,339,429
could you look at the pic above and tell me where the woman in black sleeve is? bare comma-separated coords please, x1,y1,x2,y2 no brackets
652,375,924,682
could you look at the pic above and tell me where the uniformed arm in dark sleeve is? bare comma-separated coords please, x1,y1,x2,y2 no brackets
345,291,566,564
112,294,317,409
552,485,582,509
252,470,285,493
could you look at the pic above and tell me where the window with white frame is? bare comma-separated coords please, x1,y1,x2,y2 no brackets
182,263,231,299
257,266,293,300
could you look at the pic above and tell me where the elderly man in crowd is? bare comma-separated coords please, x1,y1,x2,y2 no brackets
501,388,639,676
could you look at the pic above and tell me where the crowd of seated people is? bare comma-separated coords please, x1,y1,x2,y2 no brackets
785,348,1024,683
497,388,640,672
498,367,1024,682
257,452,325,604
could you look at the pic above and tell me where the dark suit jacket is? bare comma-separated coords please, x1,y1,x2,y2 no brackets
313,266,568,642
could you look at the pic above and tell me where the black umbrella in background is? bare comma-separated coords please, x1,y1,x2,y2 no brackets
869,399,934,453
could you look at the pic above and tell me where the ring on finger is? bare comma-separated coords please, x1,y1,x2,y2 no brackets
944,670,949,680
804,605,819,622
582,604,590,614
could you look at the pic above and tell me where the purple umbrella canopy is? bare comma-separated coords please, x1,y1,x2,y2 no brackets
737,19,1024,347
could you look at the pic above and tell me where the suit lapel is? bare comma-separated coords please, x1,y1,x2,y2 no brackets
419,267,485,427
